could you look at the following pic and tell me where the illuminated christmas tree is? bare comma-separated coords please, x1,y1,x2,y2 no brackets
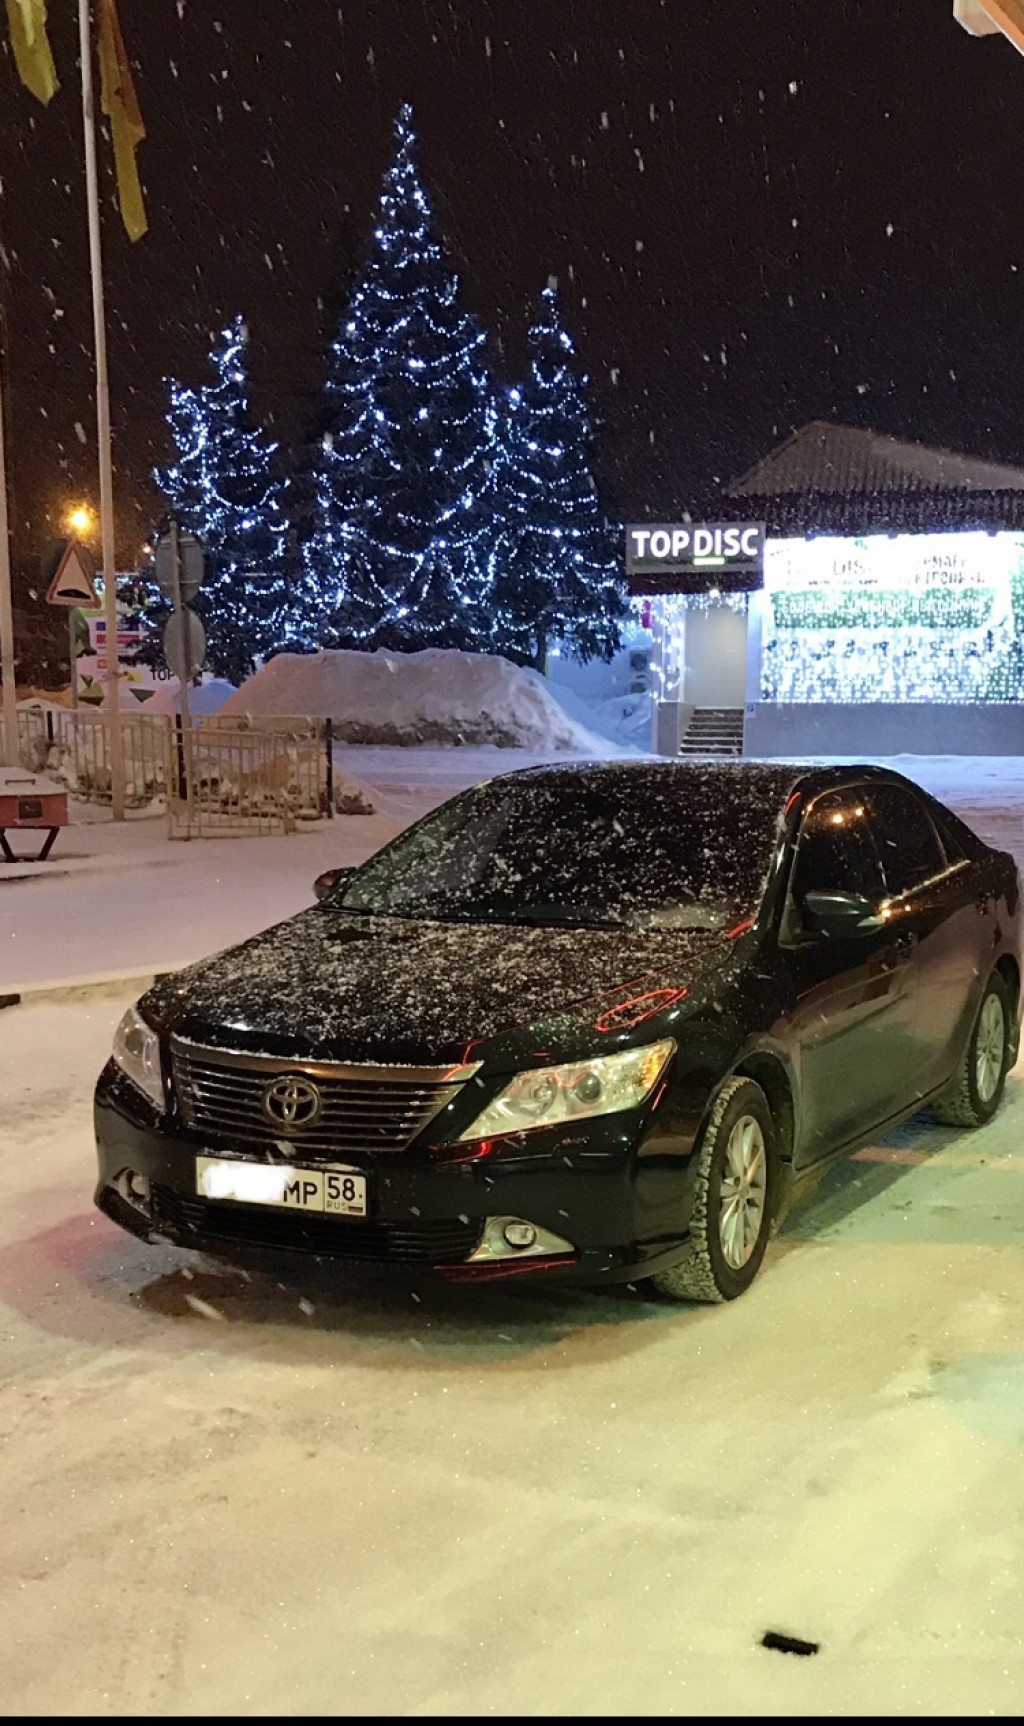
492,285,626,668
154,316,298,686
305,105,500,651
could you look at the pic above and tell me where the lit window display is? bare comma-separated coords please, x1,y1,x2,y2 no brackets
759,532,1024,703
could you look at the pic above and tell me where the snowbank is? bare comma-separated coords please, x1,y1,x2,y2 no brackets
144,677,238,718
220,648,617,752
534,670,651,751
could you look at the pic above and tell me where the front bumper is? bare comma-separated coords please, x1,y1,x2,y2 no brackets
94,1065,697,1286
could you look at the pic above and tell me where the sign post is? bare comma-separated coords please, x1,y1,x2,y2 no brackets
46,540,102,714
170,517,192,831
153,517,207,834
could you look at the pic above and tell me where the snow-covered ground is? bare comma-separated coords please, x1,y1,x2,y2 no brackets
3,987,1024,1714
5,752,1024,1710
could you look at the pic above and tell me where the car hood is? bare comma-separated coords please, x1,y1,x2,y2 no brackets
143,906,734,1067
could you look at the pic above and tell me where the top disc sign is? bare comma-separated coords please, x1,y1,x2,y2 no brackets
154,529,205,603
625,522,765,595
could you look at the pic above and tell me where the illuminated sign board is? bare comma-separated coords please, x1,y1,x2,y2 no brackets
626,522,765,594
760,531,1024,705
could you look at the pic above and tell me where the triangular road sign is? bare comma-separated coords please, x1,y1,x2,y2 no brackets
46,540,100,608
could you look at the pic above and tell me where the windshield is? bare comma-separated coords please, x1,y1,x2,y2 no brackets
332,770,784,929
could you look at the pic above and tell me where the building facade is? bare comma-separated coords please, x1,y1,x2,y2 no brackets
634,421,1024,758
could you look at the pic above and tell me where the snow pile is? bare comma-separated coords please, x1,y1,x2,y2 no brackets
537,672,651,751
220,648,616,751
144,677,237,718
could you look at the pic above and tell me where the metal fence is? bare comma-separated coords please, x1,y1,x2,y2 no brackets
1,706,169,807
1,706,335,836
166,716,329,838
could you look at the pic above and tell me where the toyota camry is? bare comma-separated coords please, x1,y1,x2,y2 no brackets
94,760,1021,1302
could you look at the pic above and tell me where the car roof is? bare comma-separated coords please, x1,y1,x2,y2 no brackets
485,757,923,807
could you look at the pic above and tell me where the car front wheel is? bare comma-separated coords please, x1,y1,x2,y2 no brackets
931,972,1012,1129
648,1075,776,1304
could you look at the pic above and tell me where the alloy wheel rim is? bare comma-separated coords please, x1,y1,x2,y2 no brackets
718,1114,767,1270
975,993,1006,1104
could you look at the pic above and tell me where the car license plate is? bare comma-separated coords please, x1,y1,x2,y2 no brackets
196,1157,367,1217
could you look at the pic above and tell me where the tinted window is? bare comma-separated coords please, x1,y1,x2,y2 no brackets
336,769,786,929
924,797,978,864
865,784,945,895
790,790,887,906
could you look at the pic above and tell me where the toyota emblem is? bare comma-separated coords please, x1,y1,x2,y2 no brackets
261,1074,322,1131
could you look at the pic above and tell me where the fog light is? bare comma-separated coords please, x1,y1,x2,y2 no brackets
502,1220,538,1250
113,1169,152,1214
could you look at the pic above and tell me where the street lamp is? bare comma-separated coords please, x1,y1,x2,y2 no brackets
65,503,95,539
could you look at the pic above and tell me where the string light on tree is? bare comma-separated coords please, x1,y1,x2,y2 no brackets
153,316,303,686
304,105,502,653
491,283,626,668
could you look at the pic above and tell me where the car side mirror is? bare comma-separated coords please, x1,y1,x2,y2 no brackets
313,865,356,902
801,889,882,938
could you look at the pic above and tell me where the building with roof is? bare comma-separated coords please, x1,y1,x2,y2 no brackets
623,420,1024,759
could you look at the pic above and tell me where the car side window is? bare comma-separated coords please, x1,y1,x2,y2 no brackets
787,790,887,920
864,783,946,896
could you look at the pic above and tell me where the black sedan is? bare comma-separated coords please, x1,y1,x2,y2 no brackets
95,761,1021,1303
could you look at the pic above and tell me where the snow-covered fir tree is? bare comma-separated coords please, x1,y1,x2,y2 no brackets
154,317,300,686
304,105,500,652
492,285,627,667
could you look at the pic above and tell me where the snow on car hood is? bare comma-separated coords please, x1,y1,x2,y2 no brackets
142,905,731,1066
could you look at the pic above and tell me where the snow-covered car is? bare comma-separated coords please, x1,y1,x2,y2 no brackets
94,760,1022,1303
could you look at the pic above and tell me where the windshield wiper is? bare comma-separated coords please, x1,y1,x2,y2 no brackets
331,903,627,930
433,906,627,931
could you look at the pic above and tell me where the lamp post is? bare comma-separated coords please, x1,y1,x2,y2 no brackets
0,344,16,768
63,503,97,712
78,0,126,819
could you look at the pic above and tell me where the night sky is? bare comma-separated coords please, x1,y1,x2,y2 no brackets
3,0,1024,575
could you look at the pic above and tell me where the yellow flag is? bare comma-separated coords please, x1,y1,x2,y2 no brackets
5,0,58,104
97,0,147,242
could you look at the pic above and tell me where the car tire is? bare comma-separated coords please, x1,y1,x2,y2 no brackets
648,1075,776,1304
931,971,1012,1129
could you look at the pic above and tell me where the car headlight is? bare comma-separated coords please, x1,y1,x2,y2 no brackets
458,1037,675,1141
111,1006,165,1111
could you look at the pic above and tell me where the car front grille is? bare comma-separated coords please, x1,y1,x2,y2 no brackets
151,1184,483,1264
170,1038,473,1159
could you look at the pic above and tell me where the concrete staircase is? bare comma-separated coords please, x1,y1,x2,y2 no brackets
679,708,744,758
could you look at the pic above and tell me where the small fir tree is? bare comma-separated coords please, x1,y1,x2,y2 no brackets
492,285,627,668
304,105,501,653
154,316,299,686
